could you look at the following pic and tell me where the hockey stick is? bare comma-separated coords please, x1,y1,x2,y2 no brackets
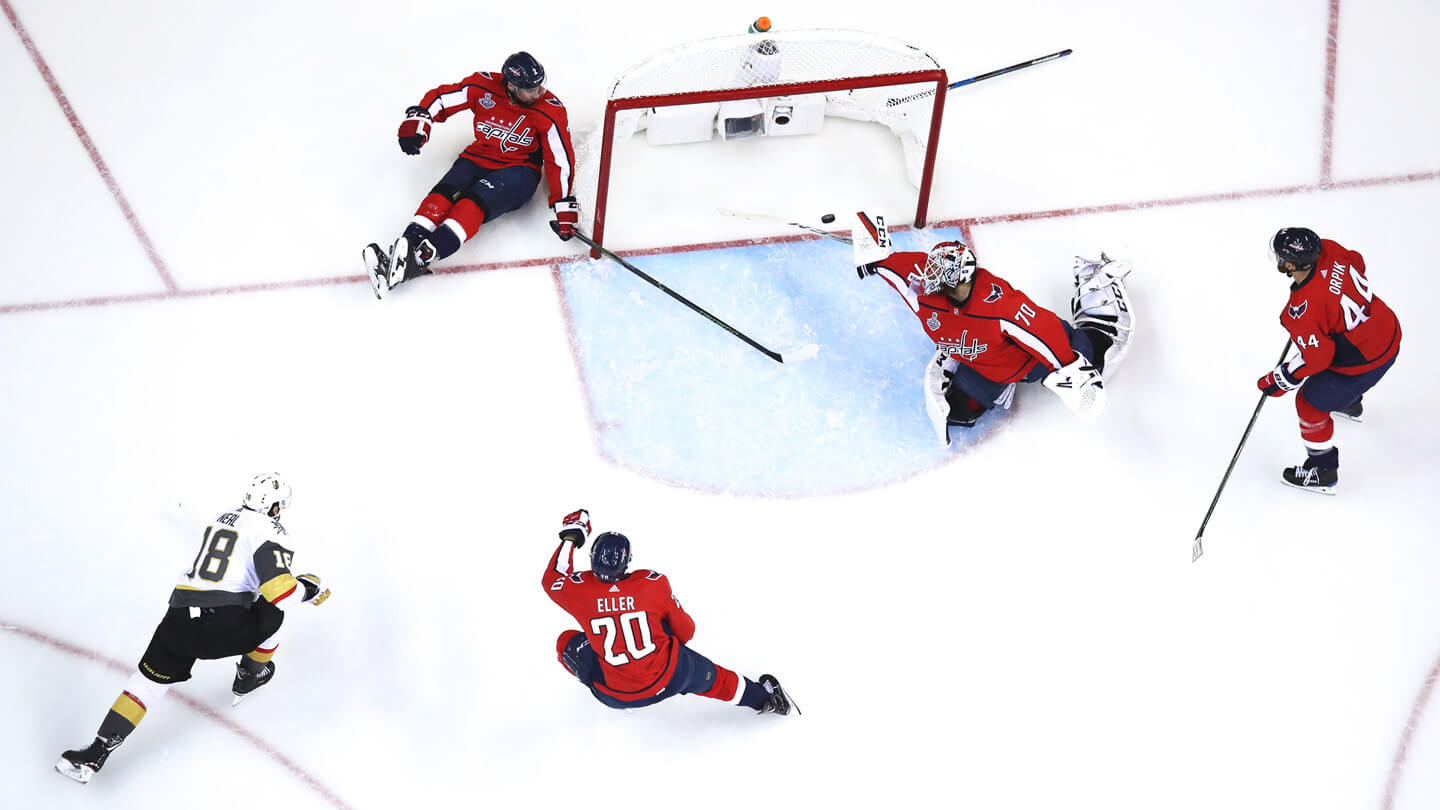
1191,340,1293,562
573,231,784,364
886,48,1073,107
717,208,853,244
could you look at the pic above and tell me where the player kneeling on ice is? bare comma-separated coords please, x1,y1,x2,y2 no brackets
362,51,579,299
55,474,331,784
852,212,1134,446
543,510,795,716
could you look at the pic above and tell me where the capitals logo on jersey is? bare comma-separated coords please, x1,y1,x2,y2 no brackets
1288,301,1308,319
476,115,535,152
984,283,1004,303
938,330,988,360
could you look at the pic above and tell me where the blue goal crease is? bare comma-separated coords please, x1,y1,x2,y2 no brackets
560,227,1014,496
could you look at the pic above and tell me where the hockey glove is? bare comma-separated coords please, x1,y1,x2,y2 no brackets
296,574,331,606
1257,365,1300,397
559,508,591,548
550,197,580,241
397,106,432,155
856,262,880,280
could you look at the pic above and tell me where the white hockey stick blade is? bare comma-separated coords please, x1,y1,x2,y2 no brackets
1192,536,1204,562
717,208,853,244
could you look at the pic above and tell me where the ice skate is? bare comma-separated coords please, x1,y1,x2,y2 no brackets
1072,253,1135,372
386,234,436,292
1333,399,1364,423
231,660,275,705
362,242,391,300
757,674,799,716
1281,462,1337,495
55,734,123,784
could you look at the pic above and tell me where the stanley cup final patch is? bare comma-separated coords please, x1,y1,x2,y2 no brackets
927,312,942,331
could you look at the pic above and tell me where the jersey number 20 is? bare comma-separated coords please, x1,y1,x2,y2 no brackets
590,611,658,666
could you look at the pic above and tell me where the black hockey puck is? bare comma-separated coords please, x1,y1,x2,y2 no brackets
820,213,836,224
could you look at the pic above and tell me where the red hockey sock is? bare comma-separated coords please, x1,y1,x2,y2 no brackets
444,198,487,239
414,192,454,226
698,666,742,703
1296,391,1334,446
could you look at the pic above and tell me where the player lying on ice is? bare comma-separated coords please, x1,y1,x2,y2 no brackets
362,51,579,299
851,212,1135,446
543,510,795,716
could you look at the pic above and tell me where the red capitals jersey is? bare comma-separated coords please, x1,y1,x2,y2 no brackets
542,541,696,702
1280,239,1401,380
874,254,1078,383
415,71,576,206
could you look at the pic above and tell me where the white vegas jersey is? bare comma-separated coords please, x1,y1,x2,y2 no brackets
171,506,301,609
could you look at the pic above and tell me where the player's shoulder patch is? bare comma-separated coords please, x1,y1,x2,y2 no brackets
569,572,585,584
1288,300,1308,319
644,571,664,581
983,282,1004,303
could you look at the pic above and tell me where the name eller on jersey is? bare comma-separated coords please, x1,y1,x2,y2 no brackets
596,595,635,613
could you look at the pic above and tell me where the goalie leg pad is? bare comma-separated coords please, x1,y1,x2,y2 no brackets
923,350,954,448
1071,256,1135,372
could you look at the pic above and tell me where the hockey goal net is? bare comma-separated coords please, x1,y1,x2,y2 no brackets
574,29,947,254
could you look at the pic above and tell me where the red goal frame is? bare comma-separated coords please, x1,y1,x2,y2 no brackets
587,70,948,256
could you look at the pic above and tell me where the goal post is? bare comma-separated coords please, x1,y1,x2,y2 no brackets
576,29,948,256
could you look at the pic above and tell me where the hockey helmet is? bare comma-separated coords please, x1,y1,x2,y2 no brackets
910,241,977,295
1272,227,1322,273
243,472,291,515
589,532,631,583
501,51,546,91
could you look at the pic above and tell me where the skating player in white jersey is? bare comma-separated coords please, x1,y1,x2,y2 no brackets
55,473,331,784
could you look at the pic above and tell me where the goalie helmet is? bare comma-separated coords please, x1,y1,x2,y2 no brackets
1272,227,1322,273
242,472,291,515
501,51,546,91
910,241,978,295
589,532,631,583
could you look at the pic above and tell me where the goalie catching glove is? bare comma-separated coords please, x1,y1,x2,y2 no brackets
559,508,591,548
550,197,579,241
296,573,330,606
1042,355,1107,420
397,106,432,155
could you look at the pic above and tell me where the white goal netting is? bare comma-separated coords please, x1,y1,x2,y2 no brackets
573,29,947,244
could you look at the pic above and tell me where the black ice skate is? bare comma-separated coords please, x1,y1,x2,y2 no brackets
55,733,123,784
362,242,391,300
1281,463,1338,495
232,660,275,706
757,674,800,716
386,235,436,292
1333,400,1364,423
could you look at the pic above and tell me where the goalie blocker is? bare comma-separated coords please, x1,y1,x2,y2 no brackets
853,211,1135,446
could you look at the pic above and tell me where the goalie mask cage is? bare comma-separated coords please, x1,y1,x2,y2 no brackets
576,29,947,256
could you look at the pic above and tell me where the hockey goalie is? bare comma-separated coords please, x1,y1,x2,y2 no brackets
853,211,1136,447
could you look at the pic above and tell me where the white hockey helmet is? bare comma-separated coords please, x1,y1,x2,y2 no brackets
243,472,292,514
910,241,978,295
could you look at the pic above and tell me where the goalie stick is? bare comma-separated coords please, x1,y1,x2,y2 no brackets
717,208,853,244
1191,340,1292,562
573,231,784,364
886,48,1073,107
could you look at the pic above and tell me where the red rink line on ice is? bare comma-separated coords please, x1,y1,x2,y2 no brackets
1,0,176,293
1320,0,1341,185
4,168,1439,318
1383,650,1440,810
1,620,354,809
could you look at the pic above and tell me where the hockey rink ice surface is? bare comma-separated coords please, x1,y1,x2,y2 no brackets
2,1,1438,808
